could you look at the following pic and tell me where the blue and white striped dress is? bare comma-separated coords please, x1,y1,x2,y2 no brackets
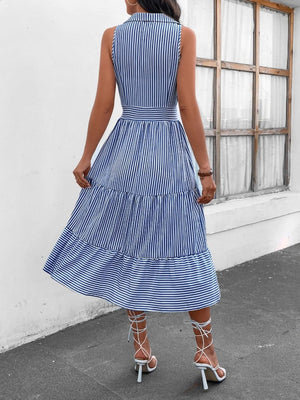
43,12,221,312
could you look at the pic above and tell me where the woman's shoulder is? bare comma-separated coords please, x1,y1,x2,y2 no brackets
179,25,196,53
101,26,118,49
180,25,196,41
100,26,118,60
102,26,118,40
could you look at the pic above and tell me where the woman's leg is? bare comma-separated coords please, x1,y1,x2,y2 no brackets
188,307,225,378
126,309,156,368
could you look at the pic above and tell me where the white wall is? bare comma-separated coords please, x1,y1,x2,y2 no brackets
0,0,124,353
0,0,299,353
291,7,300,192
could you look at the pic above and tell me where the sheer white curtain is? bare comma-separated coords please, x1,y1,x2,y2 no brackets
221,0,254,64
257,135,286,189
205,137,215,174
257,6,287,190
188,0,214,59
196,66,214,129
260,6,289,69
195,67,215,174
220,0,254,196
220,136,253,196
259,74,287,129
187,0,288,196
221,69,253,129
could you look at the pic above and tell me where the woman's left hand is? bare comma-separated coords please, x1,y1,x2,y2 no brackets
197,175,216,204
73,158,91,188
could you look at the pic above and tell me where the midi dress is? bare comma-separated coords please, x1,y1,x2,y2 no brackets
43,11,221,312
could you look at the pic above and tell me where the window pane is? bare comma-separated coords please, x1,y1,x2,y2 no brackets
206,136,215,170
257,135,285,190
192,137,214,184
260,7,288,69
221,70,253,129
196,67,214,129
220,136,253,196
188,0,214,59
221,0,254,64
258,75,287,128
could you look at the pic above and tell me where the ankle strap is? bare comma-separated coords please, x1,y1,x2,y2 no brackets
127,311,152,360
127,311,147,342
187,317,212,338
184,317,214,366
184,317,211,332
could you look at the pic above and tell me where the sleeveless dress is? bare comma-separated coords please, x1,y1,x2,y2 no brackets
42,12,221,312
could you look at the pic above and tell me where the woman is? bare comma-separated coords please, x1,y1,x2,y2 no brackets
43,0,226,390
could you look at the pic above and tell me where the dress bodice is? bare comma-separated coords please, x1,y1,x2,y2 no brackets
112,12,182,109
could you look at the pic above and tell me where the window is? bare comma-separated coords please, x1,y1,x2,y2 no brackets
188,0,294,202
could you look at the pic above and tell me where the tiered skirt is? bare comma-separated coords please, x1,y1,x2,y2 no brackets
43,115,221,312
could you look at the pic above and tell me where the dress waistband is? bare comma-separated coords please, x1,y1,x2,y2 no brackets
121,105,179,121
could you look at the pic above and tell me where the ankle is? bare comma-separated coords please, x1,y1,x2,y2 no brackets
133,337,151,357
194,346,215,362
196,341,215,354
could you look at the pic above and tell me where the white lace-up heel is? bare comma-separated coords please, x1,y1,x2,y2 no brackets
185,317,226,390
127,310,157,383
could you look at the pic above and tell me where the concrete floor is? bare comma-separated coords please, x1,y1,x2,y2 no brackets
1,244,300,400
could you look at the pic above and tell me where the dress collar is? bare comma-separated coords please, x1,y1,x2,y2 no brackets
125,12,180,24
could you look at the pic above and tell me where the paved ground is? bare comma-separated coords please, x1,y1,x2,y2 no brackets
1,244,299,400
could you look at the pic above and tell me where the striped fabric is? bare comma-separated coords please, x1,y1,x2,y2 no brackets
43,12,221,312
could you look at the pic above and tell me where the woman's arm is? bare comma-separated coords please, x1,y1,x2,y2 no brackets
177,26,216,204
73,26,117,188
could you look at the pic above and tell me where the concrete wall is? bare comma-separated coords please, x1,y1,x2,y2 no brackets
0,0,299,353
0,0,123,353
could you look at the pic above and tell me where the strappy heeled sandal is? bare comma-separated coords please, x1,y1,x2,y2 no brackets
185,317,226,390
127,310,157,383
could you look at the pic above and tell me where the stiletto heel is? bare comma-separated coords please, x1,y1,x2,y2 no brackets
185,317,226,390
137,362,143,383
127,310,157,383
199,367,208,390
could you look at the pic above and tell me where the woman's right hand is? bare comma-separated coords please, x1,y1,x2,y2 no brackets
197,175,216,204
73,157,91,188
